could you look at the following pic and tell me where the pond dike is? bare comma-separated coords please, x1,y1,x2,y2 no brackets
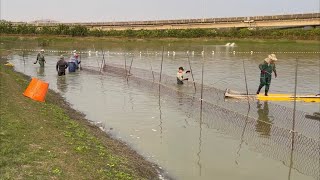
0,57,168,180
83,63,320,180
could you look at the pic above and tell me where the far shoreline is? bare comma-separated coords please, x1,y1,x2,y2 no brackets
1,34,319,44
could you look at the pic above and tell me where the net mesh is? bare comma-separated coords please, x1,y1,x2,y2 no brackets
11,48,320,179
82,53,319,179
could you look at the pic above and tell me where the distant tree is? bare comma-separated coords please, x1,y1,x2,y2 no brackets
0,21,14,34
55,24,70,35
70,25,89,36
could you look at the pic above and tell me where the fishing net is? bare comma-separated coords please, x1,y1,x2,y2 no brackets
11,48,320,179
82,51,320,179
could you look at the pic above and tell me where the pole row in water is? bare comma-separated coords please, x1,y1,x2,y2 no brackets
12,48,320,56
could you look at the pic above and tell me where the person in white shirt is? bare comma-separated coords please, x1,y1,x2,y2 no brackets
177,67,190,85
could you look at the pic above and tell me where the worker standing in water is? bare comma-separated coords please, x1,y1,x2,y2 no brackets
68,53,81,72
256,54,278,96
74,54,81,69
177,67,190,85
56,56,68,76
68,55,77,73
34,49,46,67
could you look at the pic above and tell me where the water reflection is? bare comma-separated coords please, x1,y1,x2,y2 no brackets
235,103,251,165
99,75,108,131
56,76,67,93
197,91,203,176
305,112,320,121
256,101,272,137
36,67,45,77
176,86,184,106
197,115,203,176
158,81,163,143
8,44,320,180
287,132,295,180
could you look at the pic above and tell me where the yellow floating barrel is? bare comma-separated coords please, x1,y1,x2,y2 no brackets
23,78,49,102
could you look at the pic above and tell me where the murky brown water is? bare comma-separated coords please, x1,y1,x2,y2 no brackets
3,39,320,180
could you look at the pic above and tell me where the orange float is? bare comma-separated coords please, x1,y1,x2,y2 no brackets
23,78,49,102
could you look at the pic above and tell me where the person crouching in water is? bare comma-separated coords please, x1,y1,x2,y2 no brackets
56,56,68,76
34,49,46,67
256,54,278,96
177,67,190,84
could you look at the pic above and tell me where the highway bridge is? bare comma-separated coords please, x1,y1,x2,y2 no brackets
12,13,320,30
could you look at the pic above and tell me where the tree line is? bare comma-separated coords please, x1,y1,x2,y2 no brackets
1,21,319,40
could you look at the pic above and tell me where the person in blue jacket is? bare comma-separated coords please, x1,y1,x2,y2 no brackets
68,53,81,72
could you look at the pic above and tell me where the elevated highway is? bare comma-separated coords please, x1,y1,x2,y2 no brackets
12,13,320,30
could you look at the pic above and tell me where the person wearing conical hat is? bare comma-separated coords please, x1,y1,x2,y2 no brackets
34,49,46,67
256,54,278,96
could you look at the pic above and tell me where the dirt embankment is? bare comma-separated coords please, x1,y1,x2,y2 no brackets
0,52,165,179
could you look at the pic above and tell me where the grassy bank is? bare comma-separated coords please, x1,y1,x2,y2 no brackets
1,34,320,54
2,33,320,43
0,55,159,179
1,21,320,40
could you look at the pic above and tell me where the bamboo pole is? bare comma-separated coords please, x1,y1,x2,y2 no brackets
187,51,196,92
242,58,250,107
292,58,298,133
148,50,155,82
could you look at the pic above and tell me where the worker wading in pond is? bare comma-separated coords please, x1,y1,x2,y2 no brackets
56,56,68,76
177,67,190,85
69,50,81,71
34,49,46,67
256,54,278,96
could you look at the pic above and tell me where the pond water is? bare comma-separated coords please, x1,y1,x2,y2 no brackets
2,38,320,180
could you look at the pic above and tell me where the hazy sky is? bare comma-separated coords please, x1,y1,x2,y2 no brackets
1,0,319,22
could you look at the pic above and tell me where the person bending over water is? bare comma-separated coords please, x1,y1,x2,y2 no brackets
177,67,190,85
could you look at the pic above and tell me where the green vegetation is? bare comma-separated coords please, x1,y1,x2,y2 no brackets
1,20,319,40
0,55,158,179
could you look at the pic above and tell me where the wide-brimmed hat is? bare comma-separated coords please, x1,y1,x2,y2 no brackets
40,49,45,52
268,54,277,61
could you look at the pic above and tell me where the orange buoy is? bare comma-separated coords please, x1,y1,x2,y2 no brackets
23,78,49,102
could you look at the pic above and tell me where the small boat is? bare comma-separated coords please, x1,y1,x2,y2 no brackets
224,89,320,102
224,89,256,99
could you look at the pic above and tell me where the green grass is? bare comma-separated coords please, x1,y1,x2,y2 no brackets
1,20,320,40
1,33,320,43
1,34,319,55
0,58,157,179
